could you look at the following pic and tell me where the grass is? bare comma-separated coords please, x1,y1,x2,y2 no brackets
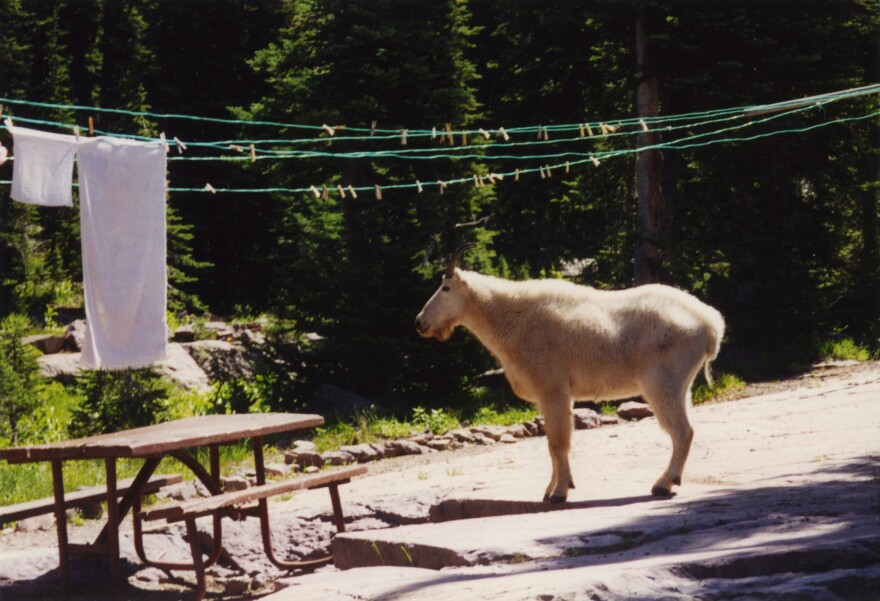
692,373,747,405
818,338,873,362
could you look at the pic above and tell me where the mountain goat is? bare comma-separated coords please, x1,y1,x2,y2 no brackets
415,247,725,502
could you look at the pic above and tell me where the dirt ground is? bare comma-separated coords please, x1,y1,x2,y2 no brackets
1,361,878,601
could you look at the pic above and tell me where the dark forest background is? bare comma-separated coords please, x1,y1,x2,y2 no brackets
0,0,877,415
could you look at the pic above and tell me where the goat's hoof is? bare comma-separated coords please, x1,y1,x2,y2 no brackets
672,476,681,486
547,495,567,504
651,485,673,497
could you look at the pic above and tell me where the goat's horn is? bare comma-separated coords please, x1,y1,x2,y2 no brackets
445,243,477,278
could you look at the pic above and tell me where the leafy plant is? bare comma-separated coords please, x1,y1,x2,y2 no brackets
818,338,872,362
70,369,173,437
0,314,43,443
412,406,460,435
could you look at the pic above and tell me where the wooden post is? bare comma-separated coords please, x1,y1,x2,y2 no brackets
634,8,663,286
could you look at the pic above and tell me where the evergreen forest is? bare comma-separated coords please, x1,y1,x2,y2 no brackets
0,0,878,445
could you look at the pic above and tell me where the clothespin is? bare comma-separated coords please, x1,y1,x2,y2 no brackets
545,165,552,178
73,126,81,139
590,155,601,167
639,118,649,132
321,186,329,201
348,185,358,199
400,129,408,146
565,161,570,174
497,127,510,142
461,131,468,146
4,117,14,130
539,166,546,179
492,173,504,181
370,120,377,136
229,145,245,153
486,173,496,185
446,123,454,146
375,184,383,200
478,128,491,140
88,116,94,136
438,181,447,195
204,183,216,194
478,175,485,187
249,144,256,163
473,174,480,187
174,137,187,154
432,126,437,140
537,127,543,140
599,123,610,135
337,184,346,199
578,124,585,138
416,180,423,193
515,169,520,182
159,132,169,153
585,123,594,137
543,127,550,141
309,185,321,198
322,123,336,136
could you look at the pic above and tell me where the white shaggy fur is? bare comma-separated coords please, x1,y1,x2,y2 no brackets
415,268,725,501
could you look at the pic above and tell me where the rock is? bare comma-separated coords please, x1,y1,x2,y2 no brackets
222,576,252,595
183,339,253,380
522,420,540,437
15,514,55,532
38,352,82,384
410,432,434,445
425,438,452,451
499,433,517,444
339,443,383,463
310,384,383,421
472,432,496,446
449,429,477,444
222,475,249,492
600,414,620,426
284,450,325,469
293,440,318,452
573,408,601,430
322,450,356,466
203,321,236,340
304,466,320,474
23,333,66,355
172,324,196,343
505,424,529,438
63,320,85,352
157,342,211,392
388,440,424,456
470,425,507,441
264,463,290,478
617,401,654,420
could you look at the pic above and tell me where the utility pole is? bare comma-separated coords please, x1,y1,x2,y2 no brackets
634,7,663,286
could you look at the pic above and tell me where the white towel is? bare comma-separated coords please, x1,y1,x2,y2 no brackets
10,125,78,207
77,136,168,369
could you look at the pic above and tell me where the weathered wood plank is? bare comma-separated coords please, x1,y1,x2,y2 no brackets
0,473,183,526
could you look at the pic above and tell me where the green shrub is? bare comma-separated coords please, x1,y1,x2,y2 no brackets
70,369,173,437
818,338,872,362
0,314,43,443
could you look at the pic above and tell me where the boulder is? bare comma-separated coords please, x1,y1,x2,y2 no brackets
62,320,85,352
23,333,66,355
573,408,601,430
617,401,654,420
284,450,325,469
38,352,82,384
172,324,196,343
388,440,424,456
222,475,249,492
322,450,356,466
183,339,253,380
338,443,383,463
157,342,211,392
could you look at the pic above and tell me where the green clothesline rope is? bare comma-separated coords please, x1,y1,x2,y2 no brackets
3,108,875,196
1,83,876,144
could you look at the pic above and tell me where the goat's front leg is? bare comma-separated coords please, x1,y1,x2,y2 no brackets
541,396,575,503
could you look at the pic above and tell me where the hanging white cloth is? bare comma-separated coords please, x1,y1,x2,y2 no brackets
76,136,168,369
10,125,78,207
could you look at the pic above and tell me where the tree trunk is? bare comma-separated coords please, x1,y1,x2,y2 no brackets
634,8,663,286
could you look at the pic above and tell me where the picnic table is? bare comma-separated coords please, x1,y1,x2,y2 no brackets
0,412,364,600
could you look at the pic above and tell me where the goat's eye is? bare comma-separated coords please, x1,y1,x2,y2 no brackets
442,286,450,292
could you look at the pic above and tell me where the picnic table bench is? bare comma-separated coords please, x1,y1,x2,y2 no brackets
136,465,367,600
0,473,182,528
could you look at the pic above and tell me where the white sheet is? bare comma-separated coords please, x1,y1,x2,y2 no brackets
77,136,168,369
10,126,78,207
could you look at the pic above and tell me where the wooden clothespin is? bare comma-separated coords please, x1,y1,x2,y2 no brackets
400,129,408,146
370,120,377,136
321,186,330,201
322,123,336,136
309,185,321,198
492,173,505,181
337,184,346,199
565,161,570,174
375,184,383,200
438,180,447,195
578,124,585,138
639,118,649,132
545,165,552,178
229,145,245,153
446,123,454,146
590,155,601,167
249,144,256,163
88,116,95,136
497,127,510,142
514,169,520,182
473,174,480,187
174,137,187,154
486,173,496,185
416,180,423,193
432,126,437,140
159,132,169,153
478,128,491,140
543,127,550,141
461,131,468,146
348,185,358,199
204,183,216,194
585,123,594,137
599,123,610,135
539,166,546,179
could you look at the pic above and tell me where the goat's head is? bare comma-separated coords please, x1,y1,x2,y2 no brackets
415,244,475,342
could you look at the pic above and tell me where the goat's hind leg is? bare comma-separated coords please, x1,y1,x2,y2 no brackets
643,380,694,497
541,397,575,503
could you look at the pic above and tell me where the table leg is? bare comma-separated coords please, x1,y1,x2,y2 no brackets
104,457,122,597
50,459,69,599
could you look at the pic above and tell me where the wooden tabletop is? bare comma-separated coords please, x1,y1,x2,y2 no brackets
0,413,324,463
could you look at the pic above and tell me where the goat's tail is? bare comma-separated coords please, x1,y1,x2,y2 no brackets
702,307,726,388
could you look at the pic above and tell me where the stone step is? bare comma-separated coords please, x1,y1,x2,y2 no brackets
332,495,675,570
